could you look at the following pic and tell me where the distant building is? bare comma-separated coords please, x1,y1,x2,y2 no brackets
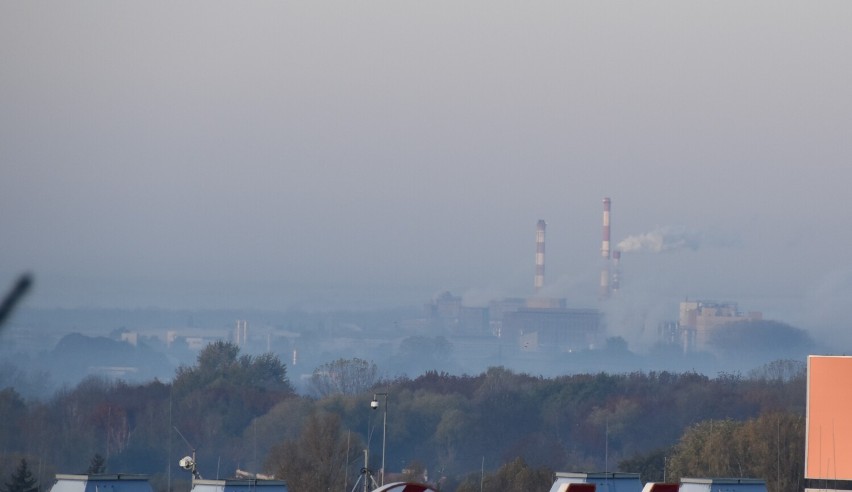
425,291,462,332
427,293,601,351
120,332,138,346
49,474,153,492
488,298,527,338
550,472,642,492
191,478,289,492
679,478,766,492
525,297,567,309
425,292,489,336
457,306,489,336
167,329,229,351
88,366,140,379
679,300,762,351
503,307,602,352
657,320,680,347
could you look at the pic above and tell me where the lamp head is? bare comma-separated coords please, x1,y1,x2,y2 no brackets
370,399,379,410
179,456,195,471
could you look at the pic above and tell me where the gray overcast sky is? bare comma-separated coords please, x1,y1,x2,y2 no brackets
2,2,852,338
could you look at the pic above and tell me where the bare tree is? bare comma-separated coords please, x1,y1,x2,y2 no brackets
307,358,377,398
265,411,362,492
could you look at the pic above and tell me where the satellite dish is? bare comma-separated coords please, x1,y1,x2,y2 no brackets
179,456,195,471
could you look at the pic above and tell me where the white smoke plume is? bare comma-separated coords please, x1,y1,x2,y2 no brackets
616,226,701,253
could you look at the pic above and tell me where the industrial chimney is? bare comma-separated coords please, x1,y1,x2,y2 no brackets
535,219,546,293
601,197,611,260
235,320,248,346
611,250,621,293
600,198,612,299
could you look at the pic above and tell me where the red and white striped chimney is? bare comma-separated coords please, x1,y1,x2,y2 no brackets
601,197,611,260
535,219,546,293
611,250,621,293
600,198,612,299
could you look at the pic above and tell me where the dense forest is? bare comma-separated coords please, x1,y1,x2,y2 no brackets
0,342,809,492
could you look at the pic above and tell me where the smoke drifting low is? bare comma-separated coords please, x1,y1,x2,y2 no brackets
617,226,701,253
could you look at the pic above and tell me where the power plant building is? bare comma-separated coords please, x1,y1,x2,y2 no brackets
679,300,762,351
427,293,602,351
488,298,527,338
426,292,489,336
504,307,602,352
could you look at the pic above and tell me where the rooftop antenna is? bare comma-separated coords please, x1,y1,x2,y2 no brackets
174,426,202,480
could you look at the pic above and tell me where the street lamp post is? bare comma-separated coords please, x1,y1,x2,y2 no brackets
371,392,388,486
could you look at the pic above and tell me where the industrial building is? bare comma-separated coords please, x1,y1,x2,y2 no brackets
425,198,616,352
424,197,778,356
678,300,762,351
426,293,602,352
425,292,489,336
505,307,602,352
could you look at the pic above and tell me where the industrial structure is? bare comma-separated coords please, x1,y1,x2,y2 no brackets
611,250,621,294
600,197,612,299
677,300,762,351
234,320,248,347
506,306,602,352
424,196,775,355
427,198,628,353
535,219,546,294
531,198,621,301
425,292,489,336
426,293,602,352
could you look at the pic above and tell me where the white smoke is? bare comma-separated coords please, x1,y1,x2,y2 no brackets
616,226,701,253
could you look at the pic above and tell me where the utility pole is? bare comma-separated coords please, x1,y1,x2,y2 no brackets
371,392,389,486
363,450,369,492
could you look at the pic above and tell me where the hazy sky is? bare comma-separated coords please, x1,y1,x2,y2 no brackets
2,2,852,340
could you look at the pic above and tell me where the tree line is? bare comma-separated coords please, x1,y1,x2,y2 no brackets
0,342,808,492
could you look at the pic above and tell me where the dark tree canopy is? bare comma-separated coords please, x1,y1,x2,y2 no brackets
169,341,295,468
0,359,810,492
708,320,814,358
86,454,106,474
0,388,26,452
456,457,552,492
173,341,293,396
2,459,37,492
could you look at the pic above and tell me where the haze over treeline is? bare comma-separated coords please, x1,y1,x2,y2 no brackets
0,301,821,399
0,341,809,492
3,3,852,489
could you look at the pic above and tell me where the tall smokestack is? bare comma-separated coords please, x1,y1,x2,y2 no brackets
601,197,611,260
235,320,247,346
535,219,546,293
600,198,611,299
611,250,621,293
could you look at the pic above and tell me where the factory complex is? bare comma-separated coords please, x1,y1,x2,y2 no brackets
423,198,763,356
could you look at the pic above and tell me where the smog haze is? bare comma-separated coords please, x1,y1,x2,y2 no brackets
3,2,852,348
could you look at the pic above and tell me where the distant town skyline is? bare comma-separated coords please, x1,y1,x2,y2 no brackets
3,3,852,348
